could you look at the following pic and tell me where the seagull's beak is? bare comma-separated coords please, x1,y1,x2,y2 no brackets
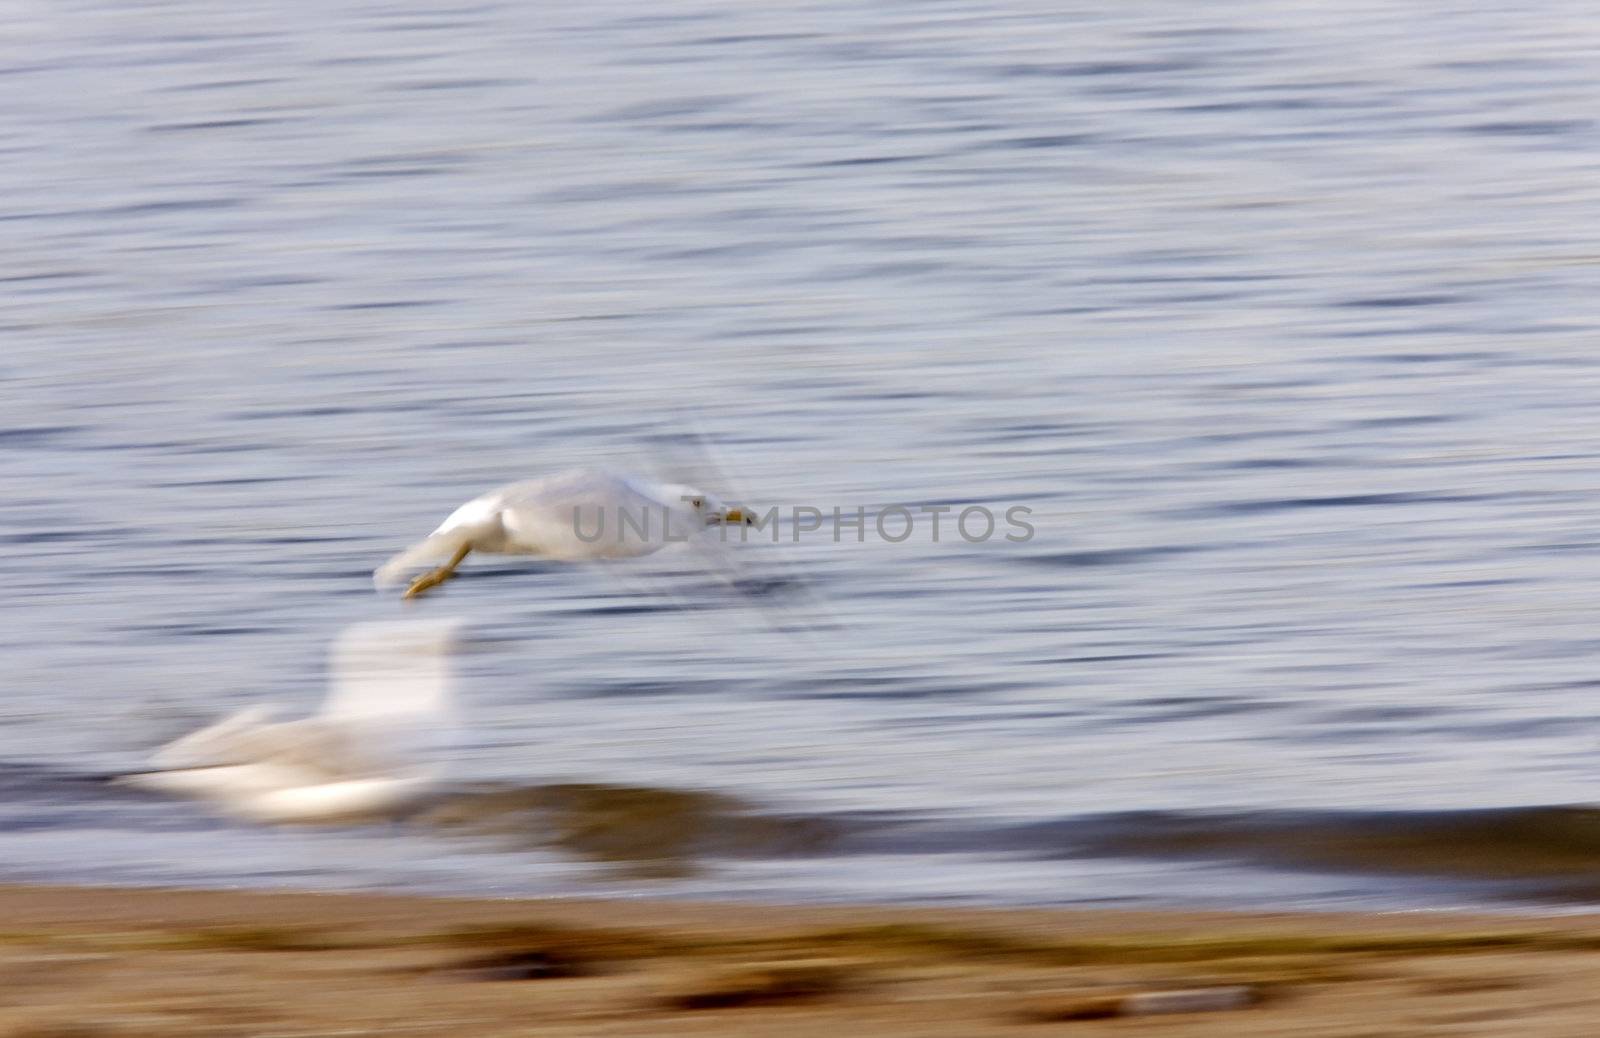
709,507,753,526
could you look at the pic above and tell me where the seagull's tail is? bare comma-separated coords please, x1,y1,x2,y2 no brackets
373,532,470,589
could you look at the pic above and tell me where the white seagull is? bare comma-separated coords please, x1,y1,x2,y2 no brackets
374,467,751,599
123,619,463,824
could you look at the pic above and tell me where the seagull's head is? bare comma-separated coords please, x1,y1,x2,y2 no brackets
670,486,753,526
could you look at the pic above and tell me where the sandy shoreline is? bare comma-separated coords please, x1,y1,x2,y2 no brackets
1,884,1598,1035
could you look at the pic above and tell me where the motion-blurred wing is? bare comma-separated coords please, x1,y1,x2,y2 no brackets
494,468,666,559
319,618,465,768
641,426,838,632
146,704,286,771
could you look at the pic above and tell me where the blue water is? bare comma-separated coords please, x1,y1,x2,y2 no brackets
4,0,1600,910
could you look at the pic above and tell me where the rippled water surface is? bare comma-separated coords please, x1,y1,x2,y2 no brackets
4,0,1600,910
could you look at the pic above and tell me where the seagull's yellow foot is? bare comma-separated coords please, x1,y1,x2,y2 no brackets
403,567,456,600
401,543,473,601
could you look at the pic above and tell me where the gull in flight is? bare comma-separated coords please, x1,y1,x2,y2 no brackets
375,467,751,599
122,619,463,824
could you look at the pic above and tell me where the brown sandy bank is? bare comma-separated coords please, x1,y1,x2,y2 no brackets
1,884,1599,1036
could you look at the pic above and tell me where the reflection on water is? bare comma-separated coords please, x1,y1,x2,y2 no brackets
419,782,842,879
3,0,1600,909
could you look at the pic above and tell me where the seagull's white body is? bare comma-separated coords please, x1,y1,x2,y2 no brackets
124,620,462,824
374,467,732,590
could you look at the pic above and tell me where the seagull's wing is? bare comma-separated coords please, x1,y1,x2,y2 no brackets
635,430,838,630
132,707,360,801
146,703,286,771
496,468,668,559
319,618,465,771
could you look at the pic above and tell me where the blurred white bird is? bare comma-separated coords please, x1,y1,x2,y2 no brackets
375,467,750,599
123,619,463,824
